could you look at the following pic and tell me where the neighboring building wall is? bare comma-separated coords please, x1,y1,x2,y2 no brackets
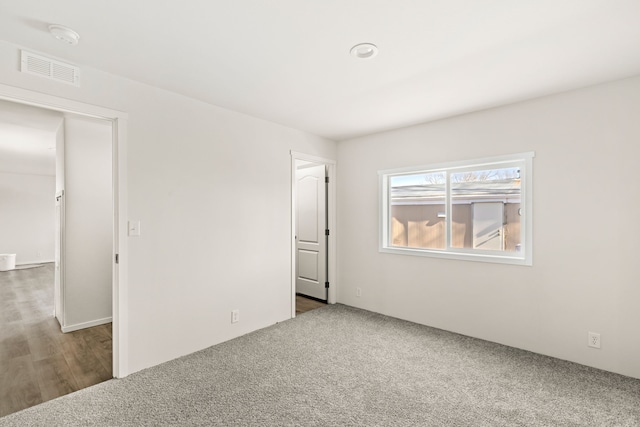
391,202,520,250
0,171,55,264
451,205,473,249
504,203,521,252
391,204,446,248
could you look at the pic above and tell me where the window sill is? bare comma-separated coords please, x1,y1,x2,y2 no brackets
379,246,532,266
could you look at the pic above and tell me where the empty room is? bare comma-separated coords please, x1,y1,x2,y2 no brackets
1,1,639,425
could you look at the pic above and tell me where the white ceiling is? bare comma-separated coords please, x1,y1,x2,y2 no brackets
0,100,61,176
0,1,639,140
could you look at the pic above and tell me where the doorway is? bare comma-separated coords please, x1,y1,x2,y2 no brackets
290,151,336,318
0,83,128,380
295,162,327,301
0,101,116,415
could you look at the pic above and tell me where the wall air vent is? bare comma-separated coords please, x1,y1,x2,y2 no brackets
20,50,80,87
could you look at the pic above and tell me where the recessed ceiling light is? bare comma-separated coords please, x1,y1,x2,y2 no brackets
49,24,80,45
350,43,378,59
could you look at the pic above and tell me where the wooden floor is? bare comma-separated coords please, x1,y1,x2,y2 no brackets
0,264,112,417
296,294,326,315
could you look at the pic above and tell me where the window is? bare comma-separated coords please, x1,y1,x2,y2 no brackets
379,152,534,265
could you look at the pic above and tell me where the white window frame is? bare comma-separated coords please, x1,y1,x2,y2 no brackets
379,152,534,266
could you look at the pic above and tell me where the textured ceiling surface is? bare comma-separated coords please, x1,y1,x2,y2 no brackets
1,0,639,140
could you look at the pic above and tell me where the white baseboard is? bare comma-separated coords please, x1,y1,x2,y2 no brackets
16,259,55,266
62,316,112,333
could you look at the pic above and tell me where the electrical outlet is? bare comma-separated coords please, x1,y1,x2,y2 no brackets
231,309,239,324
356,287,362,297
588,332,601,349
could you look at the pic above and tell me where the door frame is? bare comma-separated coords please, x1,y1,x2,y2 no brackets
0,83,129,378
290,151,336,317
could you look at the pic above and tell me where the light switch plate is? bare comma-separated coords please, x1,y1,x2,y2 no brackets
128,220,141,237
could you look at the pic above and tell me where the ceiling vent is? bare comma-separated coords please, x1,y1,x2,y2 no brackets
20,50,80,87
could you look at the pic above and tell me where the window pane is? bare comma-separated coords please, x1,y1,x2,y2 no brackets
389,172,446,249
380,153,532,265
450,167,521,252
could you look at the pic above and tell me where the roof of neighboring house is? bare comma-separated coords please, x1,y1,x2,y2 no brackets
391,179,521,204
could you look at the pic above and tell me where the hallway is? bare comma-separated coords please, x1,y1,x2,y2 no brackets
0,264,112,417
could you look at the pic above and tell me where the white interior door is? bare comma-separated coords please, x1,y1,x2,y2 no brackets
295,164,327,300
472,202,504,250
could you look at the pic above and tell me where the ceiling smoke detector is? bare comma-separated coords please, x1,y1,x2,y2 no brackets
350,43,378,59
49,24,80,45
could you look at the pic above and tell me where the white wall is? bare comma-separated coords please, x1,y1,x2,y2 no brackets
60,115,113,330
124,85,336,372
337,75,640,379
0,100,61,176
55,122,64,194
0,40,336,374
0,171,55,264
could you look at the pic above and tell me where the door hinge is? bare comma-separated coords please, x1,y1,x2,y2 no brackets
325,229,330,236
325,281,330,288
325,176,329,183
115,254,119,264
